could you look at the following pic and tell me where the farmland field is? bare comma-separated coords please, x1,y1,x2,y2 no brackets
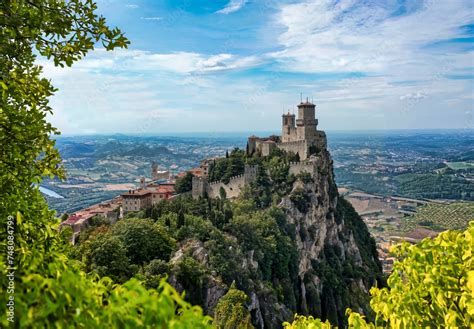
446,161,474,170
402,202,474,231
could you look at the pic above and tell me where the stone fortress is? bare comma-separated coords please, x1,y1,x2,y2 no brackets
192,99,327,199
248,98,327,160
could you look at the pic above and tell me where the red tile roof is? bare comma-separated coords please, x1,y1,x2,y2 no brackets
121,189,152,197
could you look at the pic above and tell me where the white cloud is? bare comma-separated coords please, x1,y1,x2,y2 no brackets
399,92,427,101
140,17,162,21
38,49,276,134
40,49,264,75
38,0,474,133
216,0,248,14
79,49,263,74
272,0,473,78
263,0,473,130
125,4,139,9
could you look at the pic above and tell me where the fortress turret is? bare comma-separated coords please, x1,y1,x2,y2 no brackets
282,112,297,142
247,98,326,160
296,99,318,141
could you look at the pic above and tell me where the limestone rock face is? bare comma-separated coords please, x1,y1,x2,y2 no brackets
169,239,227,315
280,150,380,326
170,149,382,328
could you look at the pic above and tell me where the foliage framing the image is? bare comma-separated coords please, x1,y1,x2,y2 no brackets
0,0,210,327
284,222,474,328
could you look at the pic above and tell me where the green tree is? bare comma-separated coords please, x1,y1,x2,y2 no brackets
219,186,227,200
177,208,186,228
213,283,254,329
283,315,331,329
0,1,210,327
139,259,169,289
289,187,311,213
175,256,207,305
369,221,474,328
175,172,194,193
111,218,175,265
82,232,132,282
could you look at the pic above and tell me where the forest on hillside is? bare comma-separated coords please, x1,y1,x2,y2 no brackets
69,148,383,327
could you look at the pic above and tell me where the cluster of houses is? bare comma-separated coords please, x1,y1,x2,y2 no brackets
58,161,212,240
58,197,123,243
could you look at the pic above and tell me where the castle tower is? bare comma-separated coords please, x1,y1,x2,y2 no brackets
151,162,158,180
296,98,318,141
243,164,259,184
247,135,259,155
192,176,208,199
282,112,297,142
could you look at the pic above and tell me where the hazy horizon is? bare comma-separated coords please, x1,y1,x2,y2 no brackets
56,127,474,138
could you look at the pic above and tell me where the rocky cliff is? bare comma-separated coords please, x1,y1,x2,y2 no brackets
279,150,382,326
168,149,383,328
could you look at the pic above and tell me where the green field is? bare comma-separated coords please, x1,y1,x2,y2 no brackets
446,161,474,170
403,202,474,231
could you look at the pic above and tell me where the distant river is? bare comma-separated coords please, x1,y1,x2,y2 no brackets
39,186,64,199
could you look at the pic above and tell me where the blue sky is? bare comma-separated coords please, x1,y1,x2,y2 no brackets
41,0,474,134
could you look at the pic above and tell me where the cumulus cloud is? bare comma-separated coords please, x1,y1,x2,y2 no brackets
216,0,248,14
37,48,275,134
39,0,474,133
272,0,473,78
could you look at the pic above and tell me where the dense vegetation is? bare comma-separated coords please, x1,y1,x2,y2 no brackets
0,1,210,327
285,222,474,328
75,188,301,313
70,146,383,327
213,283,253,329
175,172,194,193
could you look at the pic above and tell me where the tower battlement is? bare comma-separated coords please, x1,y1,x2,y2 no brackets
247,99,326,160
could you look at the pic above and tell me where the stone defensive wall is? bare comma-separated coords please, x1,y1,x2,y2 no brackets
269,160,317,177
192,157,329,199
288,161,316,176
192,165,258,199
276,140,307,158
208,174,246,199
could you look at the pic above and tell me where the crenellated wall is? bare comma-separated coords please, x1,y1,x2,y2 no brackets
192,165,259,199
192,155,330,200
289,161,315,176
277,140,308,159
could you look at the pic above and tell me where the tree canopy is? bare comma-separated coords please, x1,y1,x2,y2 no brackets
0,1,210,327
213,283,253,329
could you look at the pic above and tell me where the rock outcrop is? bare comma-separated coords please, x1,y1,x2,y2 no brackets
170,149,382,328
280,150,382,326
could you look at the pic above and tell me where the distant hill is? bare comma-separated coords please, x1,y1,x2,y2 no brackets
95,141,172,157
121,144,172,157
95,140,123,155
57,142,95,157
